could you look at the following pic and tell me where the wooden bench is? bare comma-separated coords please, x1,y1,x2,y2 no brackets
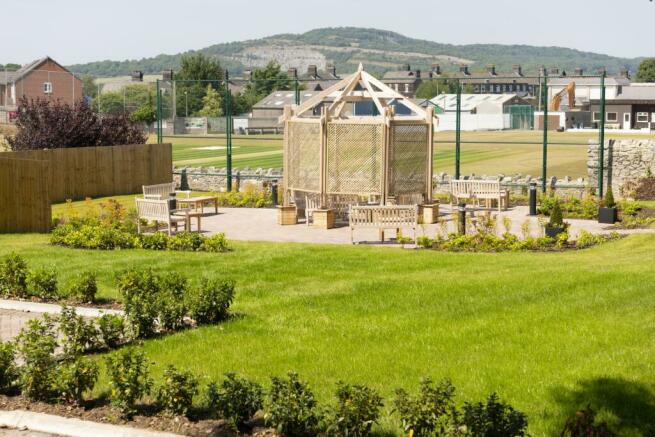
450,180,508,211
349,205,418,244
143,182,191,200
135,198,187,235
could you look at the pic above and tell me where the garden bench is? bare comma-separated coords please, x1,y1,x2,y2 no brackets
349,205,418,244
142,182,191,200
450,180,508,211
135,198,187,236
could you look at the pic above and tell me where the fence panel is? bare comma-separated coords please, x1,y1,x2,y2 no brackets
0,156,51,233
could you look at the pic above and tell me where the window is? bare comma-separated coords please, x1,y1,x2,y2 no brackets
43,82,53,94
404,83,410,93
636,112,649,123
592,112,601,121
606,112,618,122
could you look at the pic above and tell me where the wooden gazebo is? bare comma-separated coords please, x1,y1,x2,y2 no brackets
279,65,437,227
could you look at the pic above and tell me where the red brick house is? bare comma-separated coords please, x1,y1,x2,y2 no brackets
0,57,82,116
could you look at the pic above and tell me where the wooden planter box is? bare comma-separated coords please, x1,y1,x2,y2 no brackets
313,209,335,229
419,203,439,224
277,205,298,225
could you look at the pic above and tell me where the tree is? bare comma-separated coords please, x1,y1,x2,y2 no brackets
234,61,291,113
175,53,224,117
635,59,655,82
81,75,98,100
0,63,20,72
415,76,474,99
197,85,223,117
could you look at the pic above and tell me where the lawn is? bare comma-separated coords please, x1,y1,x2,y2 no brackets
1,233,654,435
160,130,655,179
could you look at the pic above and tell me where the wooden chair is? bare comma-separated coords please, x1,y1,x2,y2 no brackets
142,182,191,200
305,195,320,226
135,198,187,236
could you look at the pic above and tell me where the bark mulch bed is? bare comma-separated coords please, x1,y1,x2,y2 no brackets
0,395,276,437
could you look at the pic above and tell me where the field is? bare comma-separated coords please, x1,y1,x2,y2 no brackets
1,232,654,435
160,130,655,179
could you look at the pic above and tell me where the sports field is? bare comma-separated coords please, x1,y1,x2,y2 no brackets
161,130,655,178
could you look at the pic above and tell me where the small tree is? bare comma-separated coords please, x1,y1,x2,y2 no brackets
635,59,655,83
603,187,616,208
197,85,223,117
548,200,564,227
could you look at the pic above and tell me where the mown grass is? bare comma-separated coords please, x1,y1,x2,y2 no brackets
160,130,655,178
1,233,654,435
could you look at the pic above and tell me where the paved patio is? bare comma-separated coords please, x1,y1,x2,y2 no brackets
199,204,653,245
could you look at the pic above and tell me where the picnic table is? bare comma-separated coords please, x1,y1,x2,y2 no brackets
172,209,204,233
176,196,219,214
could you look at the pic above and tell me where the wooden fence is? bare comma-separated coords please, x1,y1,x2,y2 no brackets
0,143,172,233
0,156,51,233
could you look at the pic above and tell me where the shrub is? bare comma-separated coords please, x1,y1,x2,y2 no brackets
207,373,264,428
55,357,99,405
105,347,153,416
201,233,230,253
0,253,28,298
157,272,189,332
166,232,205,251
16,316,58,401
416,236,434,249
325,382,383,437
26,267,58,300
117,268,160,338
138,232,169,250
603,187,616,209
461,393,528,436
188,278,235,324
266,372,319,437
66,271,98,303
156,365,199,416
548,200,564,227
58,306,98,357
97,314,127,349
0,342,18,391
561,406,616,437
8,97,146,151
393,378,457,437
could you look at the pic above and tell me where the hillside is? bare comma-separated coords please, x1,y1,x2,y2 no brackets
68,27,641,78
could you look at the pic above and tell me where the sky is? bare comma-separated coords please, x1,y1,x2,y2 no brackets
3,0,655,66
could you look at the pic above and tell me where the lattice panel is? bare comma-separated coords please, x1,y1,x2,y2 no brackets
327,123,384,195
388,123,429,196
287,121,321,192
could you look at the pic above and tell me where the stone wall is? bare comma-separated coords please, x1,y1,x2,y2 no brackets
588,139,655,196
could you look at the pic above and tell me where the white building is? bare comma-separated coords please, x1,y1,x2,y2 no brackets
429,93,530,131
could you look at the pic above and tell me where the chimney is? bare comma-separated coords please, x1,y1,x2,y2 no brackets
287,68,297,79
574,67,584,76
415,69,421,79
459,65,470,76
401,64,411,71
620,68,630,79
431,64,441,75
131,70,143,82
307,64,318,78
512,65,522,76
162,69,174,81
244,69,252,81
326,63,336,77
598,67,607,76
486,64,497,76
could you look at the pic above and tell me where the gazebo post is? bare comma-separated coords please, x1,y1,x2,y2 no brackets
277,104,298,225
426,106,434,204
319,105,327,209
382,107,392,206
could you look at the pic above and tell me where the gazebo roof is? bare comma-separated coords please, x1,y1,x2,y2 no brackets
286,64,434,121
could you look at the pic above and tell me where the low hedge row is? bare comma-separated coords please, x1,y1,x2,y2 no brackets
50,220,229,252
0,253,98,303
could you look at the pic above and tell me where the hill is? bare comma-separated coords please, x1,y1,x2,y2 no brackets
68,27,642,78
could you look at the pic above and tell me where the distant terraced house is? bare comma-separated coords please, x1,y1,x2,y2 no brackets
0,56,82,122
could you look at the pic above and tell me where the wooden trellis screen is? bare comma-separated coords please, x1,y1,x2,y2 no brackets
0,143,172,233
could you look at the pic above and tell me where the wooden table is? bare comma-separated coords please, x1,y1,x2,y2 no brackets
172,209,204,232
176,196,218,214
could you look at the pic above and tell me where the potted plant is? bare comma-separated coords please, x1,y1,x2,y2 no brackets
544,200,567,238
598,187,618,224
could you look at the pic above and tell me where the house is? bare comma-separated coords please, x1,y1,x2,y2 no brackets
429,93,531,131
0,57,83,114
287,64,340,91
382,64,423,98
547,71,631,110
448,64,539,97
249,89,321,133
590,84,655,130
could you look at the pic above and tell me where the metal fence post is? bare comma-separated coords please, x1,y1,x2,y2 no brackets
156,79,162,144
598,72,606,198
294,79,300,105
541,74,549,193
455,79,462,180
225,71,233,191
